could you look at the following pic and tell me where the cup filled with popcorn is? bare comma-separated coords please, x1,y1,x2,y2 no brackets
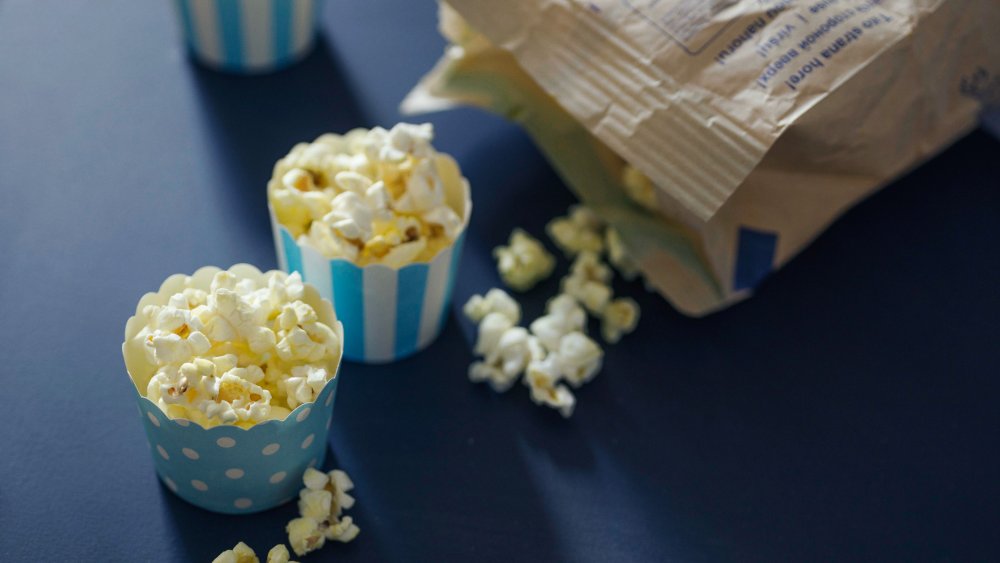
268,122,472,363
123,264,344,514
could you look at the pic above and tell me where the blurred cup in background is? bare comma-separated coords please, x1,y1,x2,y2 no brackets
172,0,322,74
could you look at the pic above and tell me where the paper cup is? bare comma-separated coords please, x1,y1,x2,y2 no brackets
123,265,344,514
269,184,472,364
172,0,322,74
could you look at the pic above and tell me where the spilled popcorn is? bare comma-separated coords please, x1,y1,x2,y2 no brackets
134,270,341,428
546,205,605,257
211,467,359,562
493,228,555,291
469,205,642,416
269,123,468,268
212,542,297,563
287,467,360,557
463,287,521,325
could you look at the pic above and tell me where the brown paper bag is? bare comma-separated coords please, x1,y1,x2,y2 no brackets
406,1,1000,315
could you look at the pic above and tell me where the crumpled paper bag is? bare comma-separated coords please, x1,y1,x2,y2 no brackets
405,0,999,315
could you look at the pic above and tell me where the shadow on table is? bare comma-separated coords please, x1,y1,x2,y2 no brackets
549,130,1000,561
186,34,368,265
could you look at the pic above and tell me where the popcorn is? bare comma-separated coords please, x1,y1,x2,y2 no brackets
473,312,514,358
462,204,645,417
396,159,446,213
269,123,468,267
621,164,659,213
212,542,260,563
529,294,586,351
606,228,640,281
149,333,193,364
287,517,326,557
561,275,611,315
562,251,614,315
266,545,296,563
212,541,299,562
525,352,562,388
493,229,556,291
468,362,510,391
526,376,576,418
601,297,640,344
133,270,340,428
202,372,273,424
569,251,612,285
326,516,361,543
334,170,372,194
468,327,541,392
568,205,604,231
323,191,376,241
423,204,464,240
491,328,542,375
284,365,329,409
463,288,521,324
329,469,356,512
287,468,360,557
556,332,603,387
302,467,329,491
546,205,605,256
298,488,333,520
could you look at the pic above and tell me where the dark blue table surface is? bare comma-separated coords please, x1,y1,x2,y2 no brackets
2,1,999,561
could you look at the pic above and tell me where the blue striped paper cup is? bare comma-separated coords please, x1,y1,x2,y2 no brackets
172,0,322,74
269,193,472,364
123,265,344,514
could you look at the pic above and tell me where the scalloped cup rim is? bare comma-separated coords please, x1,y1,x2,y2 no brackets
132,379,336,434
122,263,344,432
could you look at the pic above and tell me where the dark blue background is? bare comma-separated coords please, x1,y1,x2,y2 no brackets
1,1,998,561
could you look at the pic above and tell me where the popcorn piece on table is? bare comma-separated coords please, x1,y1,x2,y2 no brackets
526,375,576,418
557,332,604,388
529,294,586,352
266,544,297,563
523,344,575,417
569,250,612,285
601,297,640,344
134,270,341,428
212,541,300,563
493,228,556,292
288,468,360,557
302,466,330,491
561,252,613,315
463,288,521,325
287,517,326,558
472,312,515,358
468,327,544,392
546,204,605,256
268,123,466,267
212,542,259,563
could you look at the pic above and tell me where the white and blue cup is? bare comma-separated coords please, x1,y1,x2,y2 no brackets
172,0,322,73
123,265,344,514
269,181,472,364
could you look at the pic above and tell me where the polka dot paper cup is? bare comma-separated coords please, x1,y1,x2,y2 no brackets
172,0,323,74
123,265,344,514
268,176,472,364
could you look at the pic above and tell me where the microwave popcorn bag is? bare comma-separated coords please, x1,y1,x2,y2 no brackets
123,265,344,514
405,0,1000,315
172,0,322,73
